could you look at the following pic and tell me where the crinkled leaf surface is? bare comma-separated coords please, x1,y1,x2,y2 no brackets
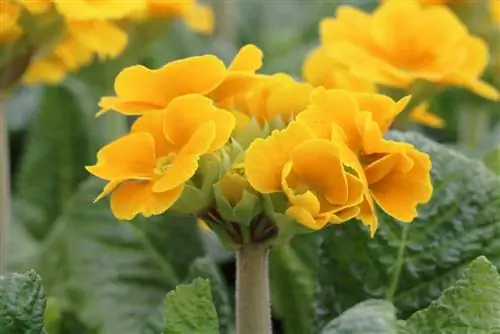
401,256,500,334
270,233,320,334
314,132,500,330
0,270,46,334
321,300,397,334
164,278,218,334
185,257,234,334
37,178,204,334
14,85,92,240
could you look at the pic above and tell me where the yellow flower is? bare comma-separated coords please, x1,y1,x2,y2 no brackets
233,73,313,128
98,44,262,116
409,102,445,128
296,88,433,234
52,0,145,20
303,47,375,93
18,0,52,14
218,167,253,206
23,20,127,85
320,1,499,100
86,94,235,220
145,0,214,34
0,0,23,45
492,0,500,24
245,121,365,230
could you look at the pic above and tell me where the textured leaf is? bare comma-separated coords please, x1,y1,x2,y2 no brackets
185,257,234,334
313,132,500,330
37,178,204,334
269,233,320,334
164,278,219,334
401,256,500,334
0,270,46,334
321,300,397,334
15,85,92,240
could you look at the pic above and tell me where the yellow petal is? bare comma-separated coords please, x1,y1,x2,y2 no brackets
245,121,315,193
281,162,321,216
370,148,432,222
67,20,128,60
94,180,123,202
357,194,378,237
152,122,215,192
266,81,313,123
131,111,176,157
184,2,214,34
290,139,349,205
103,55,226,115
353,93,410,132
86,133,156,180
229,44,264,72
409,103,445,128
19,0,52,13
162,94,234,153
110,181,183,220
23,58,67,85
286,206,328,230
210,72,262,103
53,0,146,20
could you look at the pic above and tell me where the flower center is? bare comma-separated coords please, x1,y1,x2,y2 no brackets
154,153,176,176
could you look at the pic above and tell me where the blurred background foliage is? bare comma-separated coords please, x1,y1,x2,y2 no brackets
3,0,500,333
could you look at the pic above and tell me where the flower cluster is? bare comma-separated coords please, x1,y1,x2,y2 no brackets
0,0,213,85
87,44,433,246
304,0,499,128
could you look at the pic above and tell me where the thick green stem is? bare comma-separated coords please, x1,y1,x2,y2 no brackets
0,98,10,274
236,244,272,334
458,107,490,154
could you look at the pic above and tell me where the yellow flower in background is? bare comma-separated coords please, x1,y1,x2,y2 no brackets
296,88,433,234
320,1,499,100
245,121,365,230
52,0,146,20
18,0,52,14
0,0,23,45
492,0,500,23
303,47,445,129
303,48,375,93
98,44,263,116
86,94,235,220
146,0,214,34
23,20,128,85
233,73,313,128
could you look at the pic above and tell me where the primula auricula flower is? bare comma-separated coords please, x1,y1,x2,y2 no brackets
0,0,23,45
245,121,365,230
231,73,314,130
320,1,499,101
303,47,445,128
86,94,235,219
23,20,127,84
97,44,263,116
294,88,433,234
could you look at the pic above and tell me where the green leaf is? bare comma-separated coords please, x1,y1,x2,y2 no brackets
0,269,47,334
164,278,219,334
269,233,319,334
321,300,397,334
484,147,500,175
185,257,234,334
313,132,500,330
37,178,204,334
15,85,92,240
401,256,500,334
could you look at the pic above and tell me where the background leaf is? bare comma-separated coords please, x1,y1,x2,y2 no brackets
14,84,92,240
164,278,219,334
320,300,397,334
0,270,46,334
269,233,320,334
37,178,204,334
401,256,500,334
313,132,500,330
